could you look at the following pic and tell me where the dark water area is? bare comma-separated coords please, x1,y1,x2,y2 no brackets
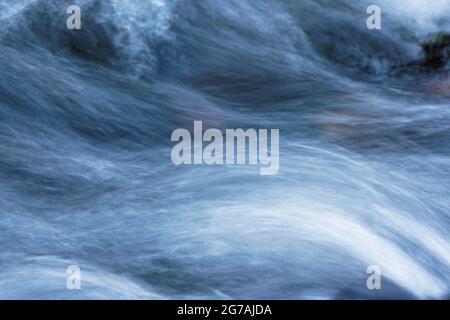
0,0,449,299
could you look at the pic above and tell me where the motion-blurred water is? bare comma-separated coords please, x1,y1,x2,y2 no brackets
0,0,449,299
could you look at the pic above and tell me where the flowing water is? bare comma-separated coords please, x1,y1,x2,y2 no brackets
0,0,449,299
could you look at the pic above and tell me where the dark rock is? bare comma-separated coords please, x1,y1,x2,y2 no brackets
391,32,450,75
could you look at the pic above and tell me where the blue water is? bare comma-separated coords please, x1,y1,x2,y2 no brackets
0,0,449,299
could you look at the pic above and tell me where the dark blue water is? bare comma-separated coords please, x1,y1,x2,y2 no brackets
0,0,449,299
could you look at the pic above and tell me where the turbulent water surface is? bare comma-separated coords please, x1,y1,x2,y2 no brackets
0,0,449,299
